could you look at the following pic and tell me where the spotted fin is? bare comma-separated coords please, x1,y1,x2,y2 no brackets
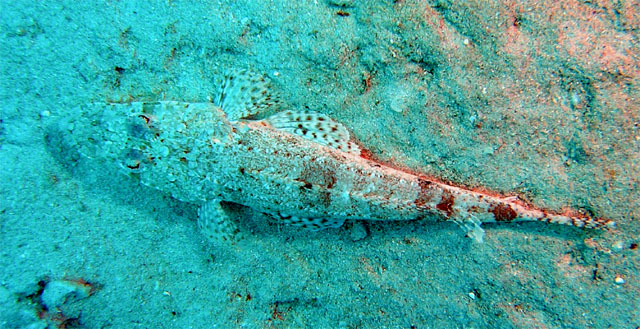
214,68,279,120
266,110,361,154
197,199,241,244
273,213,346,231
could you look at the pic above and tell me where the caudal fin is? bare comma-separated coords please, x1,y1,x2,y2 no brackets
495,197,616,230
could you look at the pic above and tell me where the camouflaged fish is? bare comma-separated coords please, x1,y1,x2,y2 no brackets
60,69,614,244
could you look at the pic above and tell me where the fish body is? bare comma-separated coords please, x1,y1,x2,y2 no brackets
60,70,614,243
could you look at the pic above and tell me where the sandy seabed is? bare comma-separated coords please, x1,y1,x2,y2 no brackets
1,1,638,328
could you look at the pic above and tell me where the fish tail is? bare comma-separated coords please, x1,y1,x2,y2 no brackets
422,183,616,242
506,200,616,230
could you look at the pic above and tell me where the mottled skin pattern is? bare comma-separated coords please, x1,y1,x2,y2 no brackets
63,101,613,241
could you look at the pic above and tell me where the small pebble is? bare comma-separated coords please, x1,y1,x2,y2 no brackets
349,221,368,241
612,241,624,251
327,0,354,7
41,279,91,310
15,27,27,36
237,123,250,133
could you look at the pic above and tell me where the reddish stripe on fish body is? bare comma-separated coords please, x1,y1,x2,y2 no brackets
345,139,612,229
436,190,456,217
489,202,518,222
414,178,436,208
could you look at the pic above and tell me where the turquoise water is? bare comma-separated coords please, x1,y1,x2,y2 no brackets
1,1,637,328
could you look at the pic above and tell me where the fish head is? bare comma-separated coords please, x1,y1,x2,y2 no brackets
61,101,233,176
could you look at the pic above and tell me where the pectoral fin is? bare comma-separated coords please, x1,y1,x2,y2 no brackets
452,209,485,243
214,68,279,120
197,199,241,244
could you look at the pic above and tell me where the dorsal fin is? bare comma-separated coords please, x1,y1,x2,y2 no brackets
214,68,279,120
266,110,361,154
